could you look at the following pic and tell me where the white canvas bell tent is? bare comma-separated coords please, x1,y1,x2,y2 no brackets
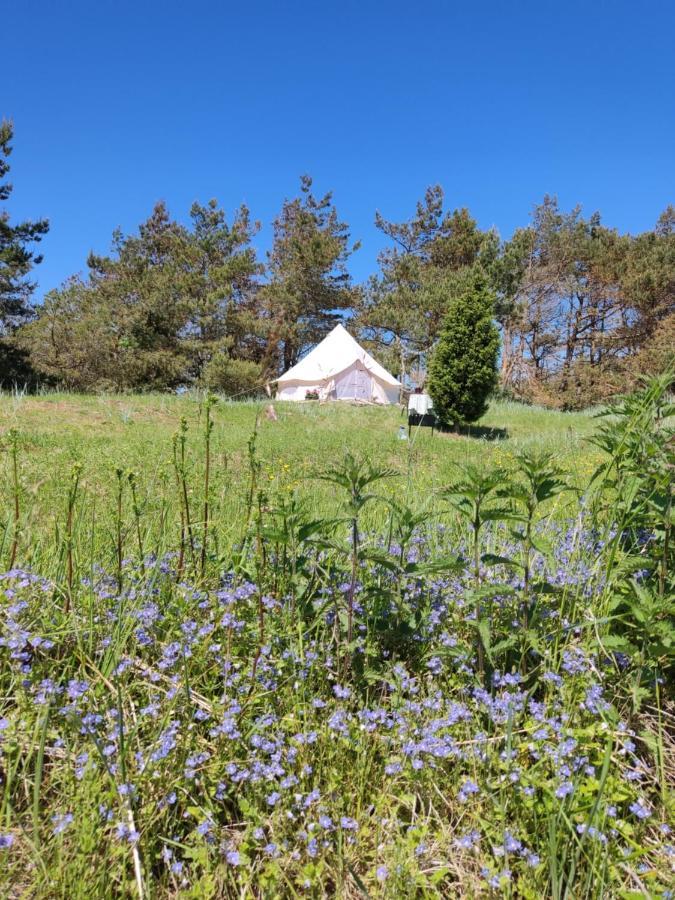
274,324,401,404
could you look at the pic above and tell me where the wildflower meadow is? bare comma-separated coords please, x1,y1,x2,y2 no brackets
0,380,673,898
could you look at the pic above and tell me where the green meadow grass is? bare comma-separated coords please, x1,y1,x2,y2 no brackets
0,394,601,573
2,392,671,899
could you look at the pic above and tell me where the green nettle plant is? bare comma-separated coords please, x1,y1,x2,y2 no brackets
441,463,513,678
378,500,463,665
499,449,570,669
316,453,397,669
386,500,434,570
589,372,675,706
259,491,332,621
426,272,500,427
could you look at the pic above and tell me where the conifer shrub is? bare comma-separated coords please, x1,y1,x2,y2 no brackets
427,272,500,425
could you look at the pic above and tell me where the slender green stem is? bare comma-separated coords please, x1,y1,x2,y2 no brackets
8,430,20,570
116,468,124,593
201,395,216,579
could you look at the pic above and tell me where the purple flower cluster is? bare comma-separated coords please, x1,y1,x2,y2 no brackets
0,508,670,897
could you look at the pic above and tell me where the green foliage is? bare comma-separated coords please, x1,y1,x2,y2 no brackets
178,199,262,383
496,450,571,669
498,197,675,409
356,185,498,378
8,171,672,409
0,120,49,384
441,462,512,676
588,372,675,698
259,175,359,375
427,272,500,425
19,200,259,392
316,452,397,664
0,385,672,897
202,353,263,397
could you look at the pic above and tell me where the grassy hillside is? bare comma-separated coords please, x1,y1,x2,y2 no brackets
1,391,672,899
0,394,601,568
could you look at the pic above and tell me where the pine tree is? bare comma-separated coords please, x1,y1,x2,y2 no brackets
427,272,500,425
260,175,359,375
19,200,263,392
0,120,49,383
357,185,497,383
183,199,261,385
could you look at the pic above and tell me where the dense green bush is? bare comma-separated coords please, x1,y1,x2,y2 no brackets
427,272,500,425
202,353,263,397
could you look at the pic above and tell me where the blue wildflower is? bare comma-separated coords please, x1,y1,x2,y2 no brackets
51,812,74,835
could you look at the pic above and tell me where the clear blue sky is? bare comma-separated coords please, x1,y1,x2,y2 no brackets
4,0,674,300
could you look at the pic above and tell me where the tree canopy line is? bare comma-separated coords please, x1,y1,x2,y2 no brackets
1,121,673,410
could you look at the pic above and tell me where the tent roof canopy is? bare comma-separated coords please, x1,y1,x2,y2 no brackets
275,324,401,388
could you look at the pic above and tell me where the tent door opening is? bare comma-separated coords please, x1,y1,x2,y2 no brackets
335,365,372,400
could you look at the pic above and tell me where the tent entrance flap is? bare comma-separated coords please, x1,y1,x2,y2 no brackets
335,365,372,400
